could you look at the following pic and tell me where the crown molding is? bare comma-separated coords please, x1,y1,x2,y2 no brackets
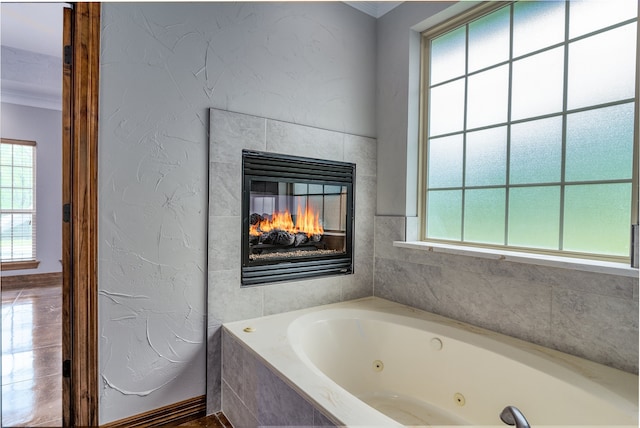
1,79,62,111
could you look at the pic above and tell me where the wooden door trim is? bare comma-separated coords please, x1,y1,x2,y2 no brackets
62,6,72,425
62,2,101,426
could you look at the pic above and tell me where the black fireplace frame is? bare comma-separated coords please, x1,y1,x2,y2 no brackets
241,150,355,286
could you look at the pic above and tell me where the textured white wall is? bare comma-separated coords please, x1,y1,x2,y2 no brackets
1,102,62,276
98,2,375,424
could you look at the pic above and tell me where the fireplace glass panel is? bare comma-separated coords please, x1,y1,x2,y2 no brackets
242,150,354,286
248,180,348,261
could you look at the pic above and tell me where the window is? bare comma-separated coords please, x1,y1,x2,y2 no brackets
421,0,638,261
1,138,38,268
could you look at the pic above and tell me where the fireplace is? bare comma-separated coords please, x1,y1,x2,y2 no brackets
242,150,355,286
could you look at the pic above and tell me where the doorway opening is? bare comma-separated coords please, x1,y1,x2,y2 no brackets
1,3,66,426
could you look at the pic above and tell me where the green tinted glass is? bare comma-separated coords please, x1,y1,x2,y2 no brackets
428,135,463,188
468,5,510,72
427,190,462,240
565,103,634,182
510,117,562,185
464,188,506,244
508,186,561,249
465,127,507,187
564,184,632,256
513,1,565,57
431,26,466,85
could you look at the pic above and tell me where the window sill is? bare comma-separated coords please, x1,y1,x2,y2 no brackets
1,260,41,271
393,241,637,278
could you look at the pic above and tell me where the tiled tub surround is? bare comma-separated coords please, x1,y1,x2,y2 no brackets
374,216,639,374
207,108,377,411
222,329,338,428
221,297,638,427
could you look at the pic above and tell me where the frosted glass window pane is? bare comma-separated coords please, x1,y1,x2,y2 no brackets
467,65,509,129
513,1,566,57
427,135,463,188
465,126,507,187
508,187,560,249
510,117,562,184
568,24,637,110
427,190,462,240
464,188,505,244
429,78,465,136
431,26,466,85
564,183,631,256
566,103,634,181
511,48,564,120
468,6,510,72
569,0,638,38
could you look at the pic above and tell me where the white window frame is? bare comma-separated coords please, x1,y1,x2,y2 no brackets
418,0,639,265
1,138,39,270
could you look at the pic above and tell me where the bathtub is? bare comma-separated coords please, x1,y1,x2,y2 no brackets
223,297,638,427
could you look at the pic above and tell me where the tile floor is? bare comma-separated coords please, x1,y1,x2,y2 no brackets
1,282,62,427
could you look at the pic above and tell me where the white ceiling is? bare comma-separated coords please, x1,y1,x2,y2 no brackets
1,2,66,58
1,3,66,110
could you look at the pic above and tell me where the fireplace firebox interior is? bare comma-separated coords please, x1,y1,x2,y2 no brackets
242,150,354,286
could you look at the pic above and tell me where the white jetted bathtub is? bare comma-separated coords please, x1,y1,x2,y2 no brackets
223,297,638,427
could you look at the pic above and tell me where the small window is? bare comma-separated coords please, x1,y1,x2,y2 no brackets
1,138,37,266
421,0,638,261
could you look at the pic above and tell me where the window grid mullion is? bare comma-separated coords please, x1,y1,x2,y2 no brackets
1,141,36,262
504,3,515,247
460,22,470,243
429,98,636,141
429,178,633,193
11,146,16,258
559,0,571,252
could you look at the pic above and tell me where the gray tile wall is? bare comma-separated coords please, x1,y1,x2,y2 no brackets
207,108,377,411
374,216,639,374
222,329,338,428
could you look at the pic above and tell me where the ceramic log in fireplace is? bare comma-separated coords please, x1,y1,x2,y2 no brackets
241,150,354,286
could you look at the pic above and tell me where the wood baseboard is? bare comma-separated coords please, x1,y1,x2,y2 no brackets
1,271,62,289
100,395,206,428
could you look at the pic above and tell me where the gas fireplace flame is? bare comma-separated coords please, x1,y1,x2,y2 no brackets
250,204,324,238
